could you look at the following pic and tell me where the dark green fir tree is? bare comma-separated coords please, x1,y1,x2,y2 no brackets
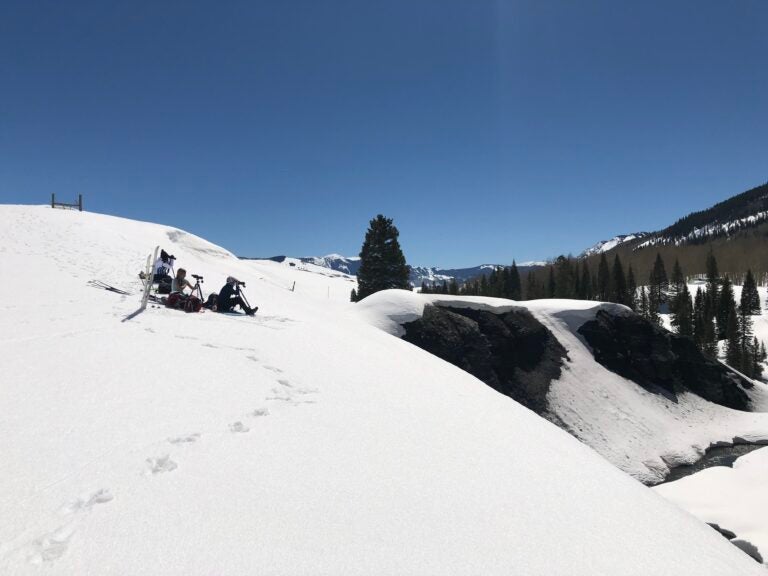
353,214,410,302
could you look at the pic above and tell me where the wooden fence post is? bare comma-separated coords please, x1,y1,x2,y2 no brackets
51,193,55,208
78,194,83,211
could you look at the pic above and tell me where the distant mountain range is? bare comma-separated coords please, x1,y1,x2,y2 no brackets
578,181,768,280
241,254,545,287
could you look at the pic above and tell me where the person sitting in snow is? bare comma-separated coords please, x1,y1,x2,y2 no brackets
153,249,175,282
171,268,197,295
216,276,258,316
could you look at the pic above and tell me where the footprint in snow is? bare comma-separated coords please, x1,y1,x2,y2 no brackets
262,365,283,373
146,455,178,474
168,433,200,445
61,489,113,515
251,408,270,418
229,421,249,433
277,378,293,388
27,524,75,564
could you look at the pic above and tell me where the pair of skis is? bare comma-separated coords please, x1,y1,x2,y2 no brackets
87,280,132,295
140,246,160,311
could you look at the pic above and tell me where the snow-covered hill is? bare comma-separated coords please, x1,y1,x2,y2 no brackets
581,233,649,256
1,205,766,575
355,291,768,485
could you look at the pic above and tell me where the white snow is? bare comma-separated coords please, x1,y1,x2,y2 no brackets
654,447,768,564
1,205,766,575
581,233,647,257
357,291,768,484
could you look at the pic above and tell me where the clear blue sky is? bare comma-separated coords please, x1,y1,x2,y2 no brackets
1,1,766,267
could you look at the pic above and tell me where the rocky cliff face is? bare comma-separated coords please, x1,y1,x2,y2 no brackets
578,310,753,411
402,304,755,420
402,305,567,417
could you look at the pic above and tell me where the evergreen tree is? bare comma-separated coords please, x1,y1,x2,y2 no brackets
671,284,694,337
354,215,410,301
701,286,718,357
547,267,556,298
448,278,459,295
725,307,741,368
525,270,539,300
509,261,522,300
639,286,650,320
627,265,638,311
706,249,720,291
596,253,610,301
610,254,629,306
669,259,685,315
693,287,705,349
648,253,668,314
647,285,661,325
717,277,736,340
350,288,358,302
741,269,760,315
752,337,764,380
737,302,754,375
419,281,429,294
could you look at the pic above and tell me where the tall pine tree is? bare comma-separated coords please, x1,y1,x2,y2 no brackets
741,269,760,315
610,254,629,306
353,214,410,301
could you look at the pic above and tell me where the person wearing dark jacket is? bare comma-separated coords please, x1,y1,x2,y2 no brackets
216,277,258,315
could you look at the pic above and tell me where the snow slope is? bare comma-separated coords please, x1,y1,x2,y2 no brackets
1,205,766,575
654,447,768,564
356,291,768,484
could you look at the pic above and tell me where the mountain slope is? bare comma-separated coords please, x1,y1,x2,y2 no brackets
0,205,765,575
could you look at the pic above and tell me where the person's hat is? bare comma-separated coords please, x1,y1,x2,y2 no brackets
226,276,237,284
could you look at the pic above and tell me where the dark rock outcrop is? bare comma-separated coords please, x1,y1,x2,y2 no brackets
578,310,753,410
402,305,567,414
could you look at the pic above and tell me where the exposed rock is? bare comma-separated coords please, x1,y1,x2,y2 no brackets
402,305,567,415
708,523,737,540
578,310,753,410
731,539,764,564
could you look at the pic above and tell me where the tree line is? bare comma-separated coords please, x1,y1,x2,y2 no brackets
424,251,766,378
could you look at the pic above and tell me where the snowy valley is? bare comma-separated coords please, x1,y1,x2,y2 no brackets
2,205,768,574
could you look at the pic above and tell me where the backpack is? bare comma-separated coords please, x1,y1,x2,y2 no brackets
166,292,186,309
157,276,172,294
184,296,202,313
203,293,218,310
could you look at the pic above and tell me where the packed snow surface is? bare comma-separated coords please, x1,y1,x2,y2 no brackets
654,447,768,565
1,205,766,575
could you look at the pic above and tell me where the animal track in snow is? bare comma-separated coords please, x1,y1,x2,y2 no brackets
277,378,293,388
61,489,113,514
229,421,250,433
168,433,200,444
146,455,177,474
262,365,283,373
251,408,270,417
266,389,293,402
27,525,75,564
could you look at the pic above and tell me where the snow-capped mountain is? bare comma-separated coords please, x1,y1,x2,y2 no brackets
248,254,545,287
2,204,767,574
580,181,768,257
581,233,649,256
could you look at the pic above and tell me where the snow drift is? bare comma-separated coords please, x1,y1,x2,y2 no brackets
0,205,765,575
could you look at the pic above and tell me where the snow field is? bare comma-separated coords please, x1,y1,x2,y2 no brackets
1,205,766,574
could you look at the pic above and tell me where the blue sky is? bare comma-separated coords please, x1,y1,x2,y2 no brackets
1,1,766,267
